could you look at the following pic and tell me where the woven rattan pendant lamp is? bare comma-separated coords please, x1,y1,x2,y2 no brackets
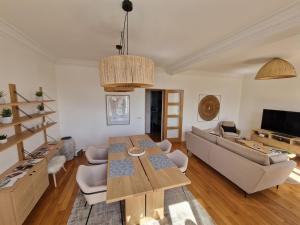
255,58,297,80
104,86,135,92
99,0,154,90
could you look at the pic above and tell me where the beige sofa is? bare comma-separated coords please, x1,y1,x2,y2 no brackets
186,126,296,194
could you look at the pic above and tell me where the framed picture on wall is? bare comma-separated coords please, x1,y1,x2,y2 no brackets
106,95,130,125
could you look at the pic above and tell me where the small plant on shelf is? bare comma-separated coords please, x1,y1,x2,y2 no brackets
1,108,13,124
35,91,43,101
37,104,45,114
0,134,8,144
0,91,6,104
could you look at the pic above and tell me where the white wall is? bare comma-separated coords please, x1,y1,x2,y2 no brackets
238,74,300,138
155,69,243,135
55,64,145,149
0,33,59,173
0,33,243,174
56,65,243,148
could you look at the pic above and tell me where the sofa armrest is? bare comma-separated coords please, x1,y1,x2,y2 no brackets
253,160,296,193
220,127,225,137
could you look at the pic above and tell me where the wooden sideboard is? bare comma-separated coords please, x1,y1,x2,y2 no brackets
251,129,300,155
0,159,49,225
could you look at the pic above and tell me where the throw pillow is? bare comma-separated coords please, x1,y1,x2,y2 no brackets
222,125,237,133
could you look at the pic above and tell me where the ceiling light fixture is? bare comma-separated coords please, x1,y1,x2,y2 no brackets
99,0,155,91
104,86,135,92
255,58,297,80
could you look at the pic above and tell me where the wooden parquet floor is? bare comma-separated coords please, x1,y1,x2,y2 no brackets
24,142,300,225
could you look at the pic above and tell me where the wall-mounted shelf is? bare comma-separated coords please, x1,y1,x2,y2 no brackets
26,141,63,161
0,84,57,160
0,100,55,107
0,122,56,152
0,111,55,129
0,84,58,225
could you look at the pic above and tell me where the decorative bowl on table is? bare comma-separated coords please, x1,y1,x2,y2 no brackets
128,147,145,157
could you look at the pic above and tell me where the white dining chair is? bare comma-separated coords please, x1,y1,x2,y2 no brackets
156,139,172,154
85,146,108,165
76,164,107,225
167,150,188,173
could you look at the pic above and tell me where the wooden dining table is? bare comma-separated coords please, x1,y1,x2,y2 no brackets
106,134,191,225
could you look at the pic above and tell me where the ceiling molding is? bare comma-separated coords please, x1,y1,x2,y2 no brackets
174,69,244,79
167,1,300,74
0,17,55,61
56,58,98,67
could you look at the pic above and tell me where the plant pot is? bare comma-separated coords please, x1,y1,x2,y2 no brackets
39,110,45,114
0,139,7,144
36,96,43,101
1,116,13,124
0,97,5,104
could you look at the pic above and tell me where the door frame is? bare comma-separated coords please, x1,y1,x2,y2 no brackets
145,89,184,142
163,89,184,142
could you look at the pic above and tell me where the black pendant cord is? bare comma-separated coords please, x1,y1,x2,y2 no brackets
118,12,129,55
121,13,127,55
126,12,129,55
119,32,123,55
116,0,132,55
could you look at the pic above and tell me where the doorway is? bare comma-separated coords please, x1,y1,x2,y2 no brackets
145,89,184,142
145,90,163,141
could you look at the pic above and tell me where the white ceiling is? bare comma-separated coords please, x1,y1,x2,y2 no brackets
0,0,299,75
189,32,300,76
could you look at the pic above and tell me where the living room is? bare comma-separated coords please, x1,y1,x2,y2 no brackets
0,1,300,225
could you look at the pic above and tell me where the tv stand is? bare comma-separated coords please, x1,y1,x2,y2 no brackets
251,129,300,155
272,132,295,139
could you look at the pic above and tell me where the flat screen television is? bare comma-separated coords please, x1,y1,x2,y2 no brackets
261,109,300,137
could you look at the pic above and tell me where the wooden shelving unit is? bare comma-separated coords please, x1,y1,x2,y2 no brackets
0,83,57,160
0,111,55,129
251,128,300,155
0,84,59,225
0,100,55,107
0,122,56,152
26,140,63,161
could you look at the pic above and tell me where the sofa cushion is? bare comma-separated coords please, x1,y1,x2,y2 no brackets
269,153,289,164
192,126,217,143
222,125,237,133
222,121,236,127
216,137,270,166
223,132,239,137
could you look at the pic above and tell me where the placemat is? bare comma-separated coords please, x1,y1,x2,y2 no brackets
148,154,176,170
108,143,127,153
139,140,157,149
109,159,134,177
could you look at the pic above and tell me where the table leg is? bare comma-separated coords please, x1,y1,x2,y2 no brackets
125,195,145,225
146,190,164,220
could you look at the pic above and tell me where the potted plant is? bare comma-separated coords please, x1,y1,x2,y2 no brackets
0,91,5,104
0,134,7,144
37,104,45,114
1,108,13,124
35,91,43,101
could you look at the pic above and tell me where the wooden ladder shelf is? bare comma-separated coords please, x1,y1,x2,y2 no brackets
0,83,57,160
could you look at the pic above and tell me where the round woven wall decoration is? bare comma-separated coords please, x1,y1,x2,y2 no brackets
198,95,220,121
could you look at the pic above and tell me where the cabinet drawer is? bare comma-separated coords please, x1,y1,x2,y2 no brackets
11,175,35,225
31,162,49,202
0,190,17,225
